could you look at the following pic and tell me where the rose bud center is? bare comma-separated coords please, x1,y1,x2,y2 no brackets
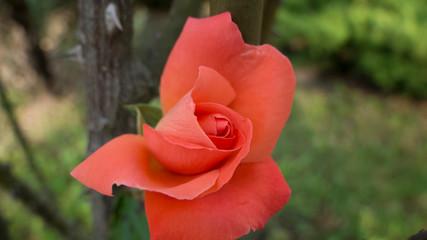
197,113,235,149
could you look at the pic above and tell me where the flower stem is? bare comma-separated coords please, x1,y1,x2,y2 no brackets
210,0,264,45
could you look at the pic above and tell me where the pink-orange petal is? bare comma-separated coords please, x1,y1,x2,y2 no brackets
70,134,149,196
191,66,236,106
145,157,291,240
194,103,252,196
209,135,235,149
160,13,243,113
144,124,244,175
197,114,218,135
71,134,220,200
156,93,216,149
226,45,295,163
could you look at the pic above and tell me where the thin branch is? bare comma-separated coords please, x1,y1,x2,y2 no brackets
0,78,51,195
210,0,265,45
0,163,89,240
0,212,9,240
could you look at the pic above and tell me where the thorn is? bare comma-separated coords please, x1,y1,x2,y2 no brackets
105,3,123,35
65,45,83,63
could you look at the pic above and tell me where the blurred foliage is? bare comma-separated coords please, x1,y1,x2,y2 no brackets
23,0,67,29
0,90,91,240
271,78,427,240
110,194,150,240
274,0,427,98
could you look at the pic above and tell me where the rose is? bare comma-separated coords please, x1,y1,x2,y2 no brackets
71,12,295,240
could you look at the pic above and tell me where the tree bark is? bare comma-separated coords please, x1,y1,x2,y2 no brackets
78,1,150,239
210,0,264,45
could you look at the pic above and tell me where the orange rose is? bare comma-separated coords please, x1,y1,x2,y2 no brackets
71,12,295,240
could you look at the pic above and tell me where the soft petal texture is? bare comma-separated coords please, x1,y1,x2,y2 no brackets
197,114,219,135
227,45,295,163
156,64,238,149
197,113,232,137
209,135,235,149
144,101,252,192
71,134,224,200
160,12,295,164
191,66,236,106
145,157,291,240
160,13,243,112
143,124,245,175
156,93,215,149
194,103,252,197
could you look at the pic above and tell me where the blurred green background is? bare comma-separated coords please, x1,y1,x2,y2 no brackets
0,0,426,240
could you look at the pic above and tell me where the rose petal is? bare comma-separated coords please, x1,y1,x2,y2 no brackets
226,45,295,163
156,66,237,149
197,114,219,136
144,101,252,177
156,93,216,149
197,113,232,137
145,157,291,240
209,135,235,149
71,134,220,200
214,116,231,136
194,103,252,196
160,13,243,113
191,66,236,106
144,124,245,175
159,12,295,163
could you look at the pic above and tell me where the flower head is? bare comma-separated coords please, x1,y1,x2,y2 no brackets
71,12,295,240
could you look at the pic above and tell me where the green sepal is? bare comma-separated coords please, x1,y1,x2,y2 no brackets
124,98,163,136
110,187,150,240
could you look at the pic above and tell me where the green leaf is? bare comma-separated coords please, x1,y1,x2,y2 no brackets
124,99,163,135
110,192,150,240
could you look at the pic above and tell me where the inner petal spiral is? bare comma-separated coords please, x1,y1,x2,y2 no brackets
197,113,235,149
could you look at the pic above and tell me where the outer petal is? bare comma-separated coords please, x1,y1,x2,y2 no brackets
227,45,295,163
160,12,295,163
145,157,291,240
160,12,244,113
71,135,220,199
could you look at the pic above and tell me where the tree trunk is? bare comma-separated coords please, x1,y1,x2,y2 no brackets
78,1,150,239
